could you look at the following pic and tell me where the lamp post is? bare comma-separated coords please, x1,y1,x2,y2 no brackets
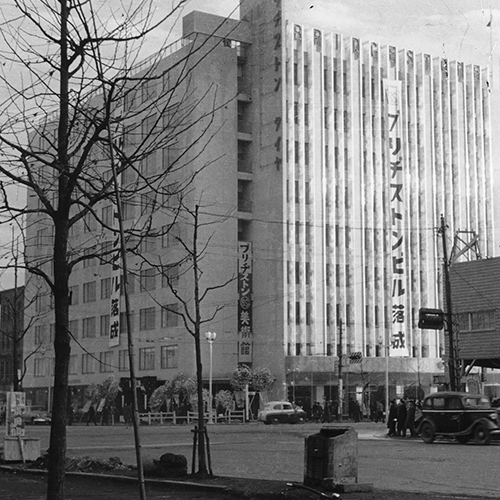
205,331,217,424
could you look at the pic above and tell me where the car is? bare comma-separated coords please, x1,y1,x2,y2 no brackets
418,391,500,445
21,406,52,425
257,401,307,425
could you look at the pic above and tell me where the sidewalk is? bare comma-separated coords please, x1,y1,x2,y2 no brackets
0,466,496,500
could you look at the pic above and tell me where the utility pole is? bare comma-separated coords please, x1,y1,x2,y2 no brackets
439,214,458,391
337,319,343,420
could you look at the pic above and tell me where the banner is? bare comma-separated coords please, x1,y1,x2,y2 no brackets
6,392,26,437
237,242,253,364
384,79,409,357
109,232,121,347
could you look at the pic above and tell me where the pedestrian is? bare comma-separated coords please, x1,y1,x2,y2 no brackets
376,401,384,423
101,406,110,426
87,404,98,426
387,399,397,436
405,400,416,437
396,399,407,437
323,401,331,423
353,399,361,422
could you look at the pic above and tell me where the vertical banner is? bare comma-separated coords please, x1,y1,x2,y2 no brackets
109,232,121,347
6,391,26,437
384,80,409,357
238,242,253,364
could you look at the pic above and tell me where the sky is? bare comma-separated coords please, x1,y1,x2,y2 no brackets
0,0,498,290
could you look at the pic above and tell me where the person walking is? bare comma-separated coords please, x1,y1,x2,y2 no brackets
396,399,407,437
87,404,98,426
387,399,397,436
405,400,416,437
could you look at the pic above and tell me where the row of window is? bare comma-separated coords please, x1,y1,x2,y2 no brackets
33,345,178,377
33,305,180,346
287,342,435,358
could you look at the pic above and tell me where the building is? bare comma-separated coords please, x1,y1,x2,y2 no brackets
22,1,496,415
450,257,500,398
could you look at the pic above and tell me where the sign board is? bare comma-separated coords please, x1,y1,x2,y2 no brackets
5,392,26,437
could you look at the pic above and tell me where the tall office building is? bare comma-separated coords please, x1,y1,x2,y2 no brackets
22,2,495,413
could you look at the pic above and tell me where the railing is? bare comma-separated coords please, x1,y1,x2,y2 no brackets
138,410,246,425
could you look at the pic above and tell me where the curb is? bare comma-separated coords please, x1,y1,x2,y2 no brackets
0,464,229,492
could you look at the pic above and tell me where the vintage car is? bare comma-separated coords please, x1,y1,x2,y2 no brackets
257,401,307,424
22,406,52,425
418,391,500,445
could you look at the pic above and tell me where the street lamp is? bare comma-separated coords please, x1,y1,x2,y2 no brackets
205,331,217,424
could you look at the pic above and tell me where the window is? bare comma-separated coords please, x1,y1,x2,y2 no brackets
119,349,129,372
140,191,156,214
140,268,156,291
82,316,96,338
306,302,312,325
69,355,77,375
82,353,95,374
101,278,111,300
99,351,113,373
142,82,157,103
122,200,134,220
162,224,180,247
83,281,96,303
102,205,113,227
69,320,78,339
100,314,110,337
83,246,97,267
83,212,97,233
140,235,156,253
139,307,156,331
36,228,47,247
34,357,47,377
162,303,179,327
69,285,79,304
34,325,46,344
139,347,155,370
161,345,178,369
162,264,179,287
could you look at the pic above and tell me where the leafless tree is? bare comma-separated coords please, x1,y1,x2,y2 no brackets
0,1,237,498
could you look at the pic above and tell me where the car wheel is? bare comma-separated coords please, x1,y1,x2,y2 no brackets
271,417,280,425
297,416,305,424
455,435,469,444
420,421,435,444
474,424,491,445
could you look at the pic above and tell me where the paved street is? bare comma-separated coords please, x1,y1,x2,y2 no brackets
10,421,500,498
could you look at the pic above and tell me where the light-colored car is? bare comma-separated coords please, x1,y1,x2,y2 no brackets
258,401,307,425
22,406,52,425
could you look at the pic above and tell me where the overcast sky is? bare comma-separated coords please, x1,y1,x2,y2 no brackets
0,0,498,289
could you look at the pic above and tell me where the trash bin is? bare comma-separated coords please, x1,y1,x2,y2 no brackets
304,427,358,487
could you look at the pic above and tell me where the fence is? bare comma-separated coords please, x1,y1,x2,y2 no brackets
138,409,245,425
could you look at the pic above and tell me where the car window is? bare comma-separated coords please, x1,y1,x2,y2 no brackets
282,403,293,410
273,404,282,410
445,397,462,410
464,397,491,408
432,398,445,409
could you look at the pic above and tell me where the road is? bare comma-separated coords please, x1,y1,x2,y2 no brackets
15,421,500,498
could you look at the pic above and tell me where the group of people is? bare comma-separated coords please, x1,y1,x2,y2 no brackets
387,398,422,438
86,404,112,426
311,400,338,422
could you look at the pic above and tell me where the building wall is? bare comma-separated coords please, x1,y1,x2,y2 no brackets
21,4,496,410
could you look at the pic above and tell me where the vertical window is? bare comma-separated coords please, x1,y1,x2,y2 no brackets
119,349,130,372
162,264,179,287
101,278,111,300
69,320,78,339
162,303,179,327
82,317,96,338
140,268,156,291
99,351,113,373
139,307,156,331
81,353,95,374
69,285,79,305
139,347,155,370
161,345,178,369
295,302,301,325
100,314,110,337
102,205,113,227
306,302,312,325
83,281,96,303
69,355,78,375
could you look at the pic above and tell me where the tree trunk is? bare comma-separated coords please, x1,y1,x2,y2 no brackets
194,331,207,475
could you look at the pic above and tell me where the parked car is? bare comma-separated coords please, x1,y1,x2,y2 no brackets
418,391,500,445
258,401,307,424
22,406,51,425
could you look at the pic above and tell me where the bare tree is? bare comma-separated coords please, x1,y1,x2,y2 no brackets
145,201,235,476
0,1,237,498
